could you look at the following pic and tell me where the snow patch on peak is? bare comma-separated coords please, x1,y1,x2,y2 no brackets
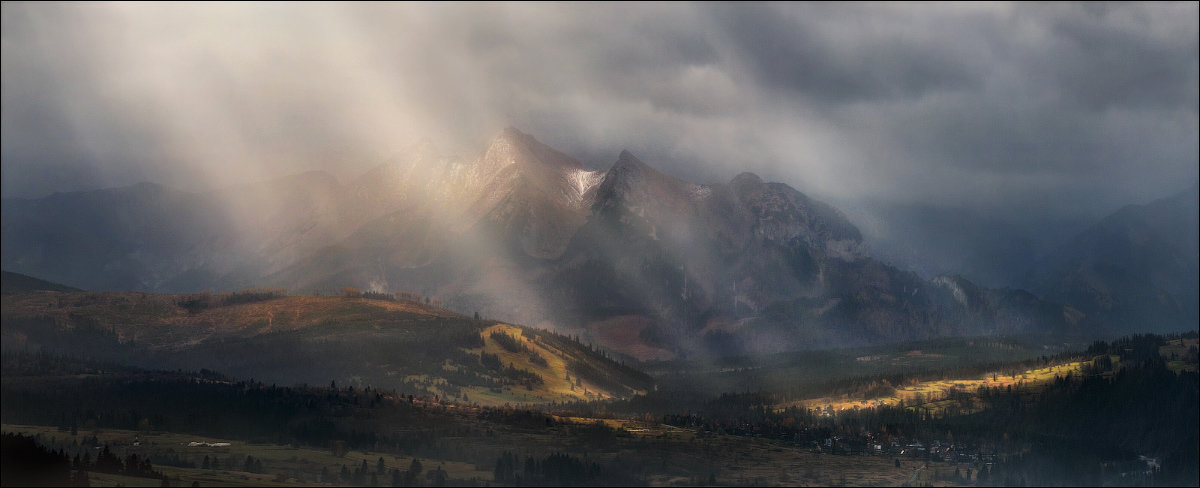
689,184,713,200
932,276,968,307
569,168,605,204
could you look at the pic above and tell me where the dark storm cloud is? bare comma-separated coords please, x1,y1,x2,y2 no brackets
709,3,985,104
2,2,1196,232
1046,2,1199,111
697,2,1198,219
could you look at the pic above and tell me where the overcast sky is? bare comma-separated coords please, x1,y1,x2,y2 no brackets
3,2,1197,224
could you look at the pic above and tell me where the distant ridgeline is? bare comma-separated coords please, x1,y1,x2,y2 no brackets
1,270,82,295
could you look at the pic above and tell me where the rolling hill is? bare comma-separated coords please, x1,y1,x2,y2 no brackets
0,288,650,405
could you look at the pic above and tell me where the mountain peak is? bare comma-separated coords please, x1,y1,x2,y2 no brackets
593,150,698,212
480,127,534,158
501,125,528,136
731,172,763,186
496,126,531,143
611,150,653,173
479,127,584,173
730,172,765,198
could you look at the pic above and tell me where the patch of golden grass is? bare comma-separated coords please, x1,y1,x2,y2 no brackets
790,361,1089,414
1161,338,1198,373
464,324,642,406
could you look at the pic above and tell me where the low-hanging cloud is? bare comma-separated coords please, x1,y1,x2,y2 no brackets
3,2,1197,227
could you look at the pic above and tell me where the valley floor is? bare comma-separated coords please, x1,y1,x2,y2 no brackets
4,422,953,487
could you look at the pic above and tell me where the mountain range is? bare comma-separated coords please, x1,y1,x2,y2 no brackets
1029,184,1199,334
3,128,1195,358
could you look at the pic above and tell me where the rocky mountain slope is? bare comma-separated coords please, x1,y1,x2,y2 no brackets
2,128,1105,357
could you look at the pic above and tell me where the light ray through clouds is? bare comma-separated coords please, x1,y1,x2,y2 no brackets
2,2,1196,227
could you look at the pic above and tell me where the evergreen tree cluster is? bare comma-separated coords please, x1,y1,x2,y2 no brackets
493,451,602,486
1,433,170,486
0,433,81,487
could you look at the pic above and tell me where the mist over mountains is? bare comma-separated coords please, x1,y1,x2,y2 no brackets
1030,184,1199,333
3,129,1195,358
